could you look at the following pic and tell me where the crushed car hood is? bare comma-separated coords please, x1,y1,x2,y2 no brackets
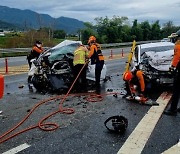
143,50,174,71
51,40,82,50
47,40,82,62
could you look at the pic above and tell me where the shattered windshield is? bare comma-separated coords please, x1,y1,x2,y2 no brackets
48,43,80,62
140,45,174,56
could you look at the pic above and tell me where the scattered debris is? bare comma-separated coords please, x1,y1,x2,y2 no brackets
18,84,25,89
113,94,118,98
31,97,37,100
27,109,31,112
82,104,87,108
106,87,126,95
145,100,159,106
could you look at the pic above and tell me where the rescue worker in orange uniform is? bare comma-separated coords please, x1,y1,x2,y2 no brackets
123,68,147,103
164,30,180,116
88,36,104,93
27,40,44,92
27,40,44,68
73,44,89,92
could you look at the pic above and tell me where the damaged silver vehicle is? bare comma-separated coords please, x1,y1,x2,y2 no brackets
28,40,107,93
131,41,175,85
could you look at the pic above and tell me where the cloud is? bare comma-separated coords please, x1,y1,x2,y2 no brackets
0,0,180,25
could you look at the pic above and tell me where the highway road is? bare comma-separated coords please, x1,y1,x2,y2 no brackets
0,48,180,154
0,47,131,68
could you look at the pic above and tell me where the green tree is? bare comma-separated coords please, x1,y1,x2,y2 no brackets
151,20,161,40
140,21,151,41
94,16,129,43
121,25,131,42
53,30,66,39
81,28,97,44
161,21,178,38
131,19,143,41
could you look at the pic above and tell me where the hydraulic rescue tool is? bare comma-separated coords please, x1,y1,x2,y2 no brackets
125,40,136,71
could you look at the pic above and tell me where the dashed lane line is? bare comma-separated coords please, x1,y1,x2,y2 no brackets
2,143,30,154
117,92,172,154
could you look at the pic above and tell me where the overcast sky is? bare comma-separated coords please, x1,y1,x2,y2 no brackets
0,0,180,26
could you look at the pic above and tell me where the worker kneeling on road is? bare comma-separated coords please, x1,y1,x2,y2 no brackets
123,68,148,104
73,44,89,92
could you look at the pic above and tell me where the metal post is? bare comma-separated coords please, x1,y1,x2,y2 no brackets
122,49,124,57
110,50,113,58
5,58,8,74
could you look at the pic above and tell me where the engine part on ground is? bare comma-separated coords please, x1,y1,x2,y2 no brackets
104,115,128,133
0,74,4,99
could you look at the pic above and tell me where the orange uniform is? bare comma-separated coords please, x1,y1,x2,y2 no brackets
88,43,104,61
32,46,43,54
123,70,145,93
88,38,104,90
171,40,180,67
135,70,145,92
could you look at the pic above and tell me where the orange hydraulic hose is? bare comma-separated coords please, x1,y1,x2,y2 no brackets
59,61,89,110
0,61,89,144
0,60,122,144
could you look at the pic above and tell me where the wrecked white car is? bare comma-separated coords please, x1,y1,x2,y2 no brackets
131,42,174,85
28,40,107,92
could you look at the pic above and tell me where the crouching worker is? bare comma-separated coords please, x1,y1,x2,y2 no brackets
122,69,148,104
73,44,89,92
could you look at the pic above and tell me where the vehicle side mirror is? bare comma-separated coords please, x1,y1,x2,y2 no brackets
0,74,4,99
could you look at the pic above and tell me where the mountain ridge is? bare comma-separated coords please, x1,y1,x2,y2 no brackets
0,5,85,33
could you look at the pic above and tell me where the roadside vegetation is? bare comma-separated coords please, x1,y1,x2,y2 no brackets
81,16,180,44
0,16,179,49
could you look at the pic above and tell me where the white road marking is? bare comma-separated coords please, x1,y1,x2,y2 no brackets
117,92,172,154
2,143,30,154
162,142,180,154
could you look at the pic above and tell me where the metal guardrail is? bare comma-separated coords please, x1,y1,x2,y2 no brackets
0,40,160,54
100,40,160,48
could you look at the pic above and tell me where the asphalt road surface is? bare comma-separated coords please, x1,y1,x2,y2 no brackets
0,49,180,154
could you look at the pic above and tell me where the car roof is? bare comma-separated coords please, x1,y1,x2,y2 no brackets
139,42,174,49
